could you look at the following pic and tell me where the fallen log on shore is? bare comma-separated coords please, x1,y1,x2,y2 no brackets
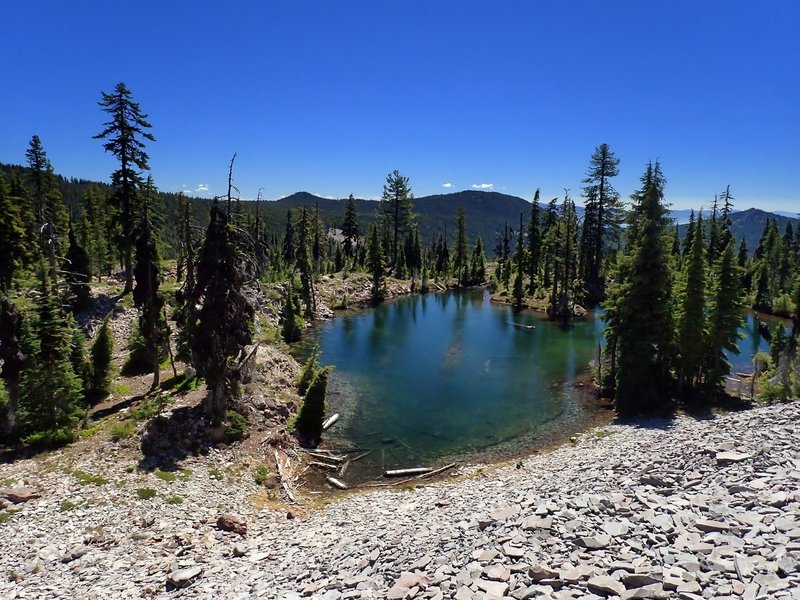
322,413,340,431
326,475,348,490
384,467,433,478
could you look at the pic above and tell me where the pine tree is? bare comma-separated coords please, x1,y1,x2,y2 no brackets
295,208,315,316
367,224,385,303
380,170,414,269
17,267,85,445
512,212,525,310
282,208,296,268
26,136,68,288
580,143,622,304
606,162,673,415
453,205,468,286
676,213,707,393
79,186,112,281
190,200,255,422
94,82,155,294
89,317,114,400
527,189,541,295
132,179,166,389
704,240,744,395
281,279,303,343
469,236,486,285
63,220,92,310
342,194,359,257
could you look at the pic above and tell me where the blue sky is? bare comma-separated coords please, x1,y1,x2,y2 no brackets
1,1,798,211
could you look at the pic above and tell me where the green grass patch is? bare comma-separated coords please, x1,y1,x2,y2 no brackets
72,470,109,486
80,425,102,439
110,382,132,397
136,488,157,500
154,470,177,482
131,395,169,421
209,468,224,481
60,500,78,512
0,511,13,524
179,469,193,481
164,495,183,505
253,464,271,485
110,421,136,441
1,478,14,486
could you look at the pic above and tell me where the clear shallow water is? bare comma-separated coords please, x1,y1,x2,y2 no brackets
298,291,781,481
299,290,605,478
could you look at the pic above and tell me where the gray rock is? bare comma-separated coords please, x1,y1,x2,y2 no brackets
587,575,625,596
168,565,202,588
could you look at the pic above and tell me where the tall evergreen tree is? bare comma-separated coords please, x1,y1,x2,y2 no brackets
580,143,622,304
63,220,92,310
94,82,155,294
366,224,385,303
605,162,672,415
380,170,414,269
282,208,296,267
17,267,85,444
469,236,487,285
341,194,359,257
704,240,744,395
676,213,707,393
512,212,525,310
453,205,468,286
89,316,114,401
132,178,166,389
190,200,254,422
79,186,112,281
0,297,25,436
527,189,541,295
295,207,315,316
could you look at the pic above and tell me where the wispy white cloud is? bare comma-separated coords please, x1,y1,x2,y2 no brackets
472,183,494,190
442,182,453,188
195,184,209,192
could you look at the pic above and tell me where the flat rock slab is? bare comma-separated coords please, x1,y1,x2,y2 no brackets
715,451,752,464
3,487,40,504
588,575,625,596
167,566,202,588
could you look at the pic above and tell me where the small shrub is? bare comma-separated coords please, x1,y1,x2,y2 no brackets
154,470,177,482
223,410,248,441
253,464,270,485
110,382,132,397
179,469,193,481
110,421,136,441
131,395,168,421
80,425,102,438
0,511,12,524
72,470,109,486
136,488,157,500
209,468,224,481
60,500,78,512
164,495,184,505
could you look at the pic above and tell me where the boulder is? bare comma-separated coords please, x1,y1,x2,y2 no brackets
217,513,247,535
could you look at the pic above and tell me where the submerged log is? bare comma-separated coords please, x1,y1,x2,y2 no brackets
384,467,433,478
326,475,348,490
322,413,340,431
416,462,457,480
507,320,535,331
309,461,338,471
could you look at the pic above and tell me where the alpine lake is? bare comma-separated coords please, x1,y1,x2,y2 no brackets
295,289,783,484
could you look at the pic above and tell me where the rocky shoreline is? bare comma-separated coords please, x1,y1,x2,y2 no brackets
1,401,798,599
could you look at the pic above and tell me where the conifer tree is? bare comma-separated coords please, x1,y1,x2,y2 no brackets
17,267,85,444
676,213,707,393
190,200,254,422
281,279,303,343
453,205,468,286
26,136,68,288
704,240,743,395
63,221,92,310
79,186,112,281
606,162,672,415
527,189,541,295
89,317,114,400
295,208,315,316
342,194,359,257
580,143,622,304
512,212,525,310
380,170,414,268
132,179,166,389
282,208,296,268
94,82,155,294
469,236,486,285
367,224,385,303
